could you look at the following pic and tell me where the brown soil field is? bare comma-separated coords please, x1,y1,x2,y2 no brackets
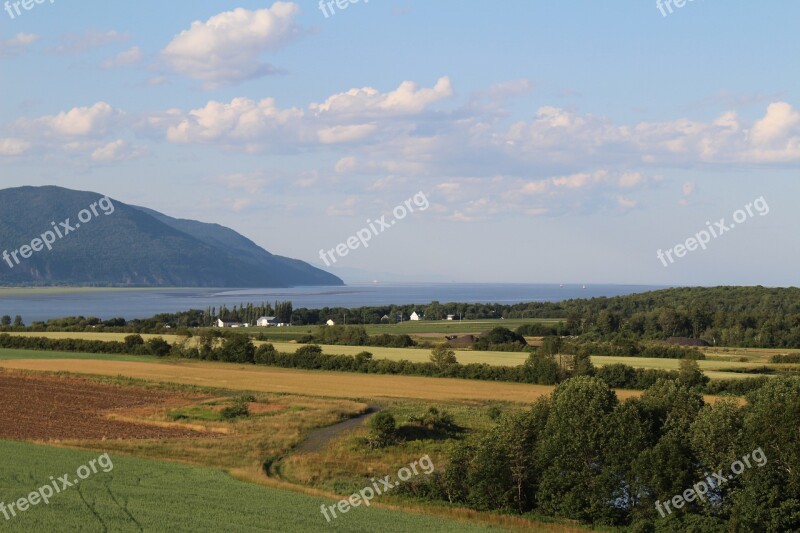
0,371,216,441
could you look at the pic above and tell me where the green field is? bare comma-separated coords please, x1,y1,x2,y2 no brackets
0,348,158,363
0,440,499,532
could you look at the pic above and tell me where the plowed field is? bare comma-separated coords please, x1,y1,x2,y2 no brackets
0,371,215,441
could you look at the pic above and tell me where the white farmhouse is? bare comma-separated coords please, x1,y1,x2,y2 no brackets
410,312,421,321
257,316,278,327
326,319,336,326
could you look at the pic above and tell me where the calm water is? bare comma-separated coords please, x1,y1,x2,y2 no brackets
0,284,664,322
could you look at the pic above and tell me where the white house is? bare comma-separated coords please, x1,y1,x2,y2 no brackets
256,316,278,327
326,319,336,326
446,315,455,321
410,312,421,321
216,318,242,328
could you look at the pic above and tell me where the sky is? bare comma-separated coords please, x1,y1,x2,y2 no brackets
0,0,798,286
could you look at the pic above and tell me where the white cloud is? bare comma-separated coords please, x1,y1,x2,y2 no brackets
163,78,452,150
91,139,146,162
335,156,358,175
0,33,39,58
310,77,454,117
25,102,120,137
318,124,377,144
101,46,143,69
750,102,800,145
0,138,31,156
162,2,301,87
166,97,304,146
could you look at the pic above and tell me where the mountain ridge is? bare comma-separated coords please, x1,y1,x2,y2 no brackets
0,186,343,288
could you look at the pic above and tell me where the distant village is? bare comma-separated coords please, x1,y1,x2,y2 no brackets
214,310,459,328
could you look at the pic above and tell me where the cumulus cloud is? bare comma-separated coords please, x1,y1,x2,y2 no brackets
101,46,143,69
0,138,31,156
318,124,377,144
162,2,301,87
166,97,305,146
23,102,121,137
163,78,452,150
751,102,800,145
311,77,453,118
91,140,146,162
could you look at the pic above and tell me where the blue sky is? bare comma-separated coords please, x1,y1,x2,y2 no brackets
1,1,798,285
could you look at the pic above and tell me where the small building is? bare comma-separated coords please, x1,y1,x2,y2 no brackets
326,319,336,326
216,318,242,328
446,315,455,321
257,316,278,327
410,312,421,321
380,315,390,321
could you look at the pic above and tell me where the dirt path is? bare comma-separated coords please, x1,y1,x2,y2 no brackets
295,405,382,453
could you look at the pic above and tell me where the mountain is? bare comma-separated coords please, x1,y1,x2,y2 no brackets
0,186,343,287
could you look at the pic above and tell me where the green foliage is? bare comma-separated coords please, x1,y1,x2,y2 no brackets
406,407,458,434
217,334,256,363
429,344,458,369
300,325,416,348
473,327,528,351
220,395,251,419
367,411,397,448
145,337,171,357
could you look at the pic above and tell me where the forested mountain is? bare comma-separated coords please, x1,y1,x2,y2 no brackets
0,186,342,288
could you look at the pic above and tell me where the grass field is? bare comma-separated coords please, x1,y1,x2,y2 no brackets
0,348,159,363
0,440,498,532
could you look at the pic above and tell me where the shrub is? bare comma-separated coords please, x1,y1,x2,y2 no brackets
145,337,171,357
367,411,397,448
220,396,250,419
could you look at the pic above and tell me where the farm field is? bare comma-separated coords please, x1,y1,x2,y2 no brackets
0,357,649,403
0,372,213,441
0,347,159,362
2,329,785,380
0,439,499,532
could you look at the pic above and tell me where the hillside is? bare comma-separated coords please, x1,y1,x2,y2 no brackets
0,186,343,288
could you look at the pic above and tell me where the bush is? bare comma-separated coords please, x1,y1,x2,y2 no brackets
220,396,250,419
145,337,171,357
473,327,528,351
407,407,458,434
367,411,397,448
254,343,277,364
516,323,559,336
